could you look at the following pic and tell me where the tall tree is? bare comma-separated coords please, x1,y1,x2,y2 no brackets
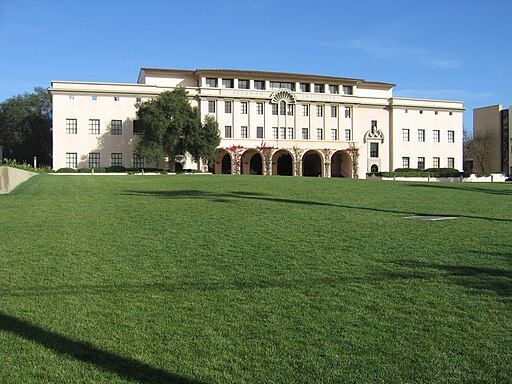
136,89,220,168
0,87,52,165
464,129,494,172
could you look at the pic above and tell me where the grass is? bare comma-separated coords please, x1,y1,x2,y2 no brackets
0,174,510,383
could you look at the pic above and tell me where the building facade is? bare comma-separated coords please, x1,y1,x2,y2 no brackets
49,68,464,177
472,105,511,175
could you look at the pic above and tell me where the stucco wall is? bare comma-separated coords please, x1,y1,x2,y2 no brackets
0,167,37,194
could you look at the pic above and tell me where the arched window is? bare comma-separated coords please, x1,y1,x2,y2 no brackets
370,164,379,173
280,100,286,115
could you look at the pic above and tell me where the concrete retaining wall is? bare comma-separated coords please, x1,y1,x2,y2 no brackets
0,166,37,194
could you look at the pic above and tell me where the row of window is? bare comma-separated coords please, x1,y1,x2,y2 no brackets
402,129,455,143
205,77,354,94
69,95,126,102
208,100,351,118
66,119,144,135
401,157,455,169
405,109,453,116
224,126,352,141
65,152,144,168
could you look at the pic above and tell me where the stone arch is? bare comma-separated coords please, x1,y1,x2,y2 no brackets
302,150,323,177
241,149,263,175
272,149,294,176
331,150,352,178
215,149,232,174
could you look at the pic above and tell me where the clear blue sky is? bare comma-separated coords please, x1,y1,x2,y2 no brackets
1,0,511,130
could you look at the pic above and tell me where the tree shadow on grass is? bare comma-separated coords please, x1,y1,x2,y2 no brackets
123,189,512,223
406,183,512,196
0,312,203,384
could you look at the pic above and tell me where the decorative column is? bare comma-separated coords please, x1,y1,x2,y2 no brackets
292,146,304,176
256,144,275,176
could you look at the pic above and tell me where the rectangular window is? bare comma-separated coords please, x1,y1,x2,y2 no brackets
402,157,410,168
280,127,286,139
92,95,97,101
433,157,440,168
370,142,379,158
222,79,234,88
111,153,122,167
225,101,232,113
331,106,337,118
241,101,248,114
302,128,309,140
89,119,100,135
89,153,100,168
133,153,144,168
314,84,325,93
206,78,218,87
114,96,120,101
448,130,454,143
300,83,310,92
316,128,323,140
133,120,144,135
272,104,278,115
272,127,278,139
66,118,77,134
254,80,265,90
270,81,294,90
345,107,351,118
208,100,216,113
238,79,250,89
302,105,309,116
111,120,122,135
256,102,264,115
433,130,440,142
287,127,293,139
418,129,425,142
66,152,77,168
402,128,410,142
287,104,294,116
371,120,378,130
345,129,351,141
316,105,323,117
256,126,264,139
343,85,353,95
447,157,455,168
224,126,232,138
241,126,248,138
329,85,339,94
417,157,425,170
331,129,338,140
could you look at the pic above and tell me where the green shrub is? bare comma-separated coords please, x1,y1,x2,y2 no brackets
475,172,492,177
77,168,92,173
105,166,127,173
93,166,106,173
56,168,76,173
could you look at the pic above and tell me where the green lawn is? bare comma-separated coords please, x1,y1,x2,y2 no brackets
0,174,510,383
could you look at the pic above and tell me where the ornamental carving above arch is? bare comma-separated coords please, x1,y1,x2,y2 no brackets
269,89,296,104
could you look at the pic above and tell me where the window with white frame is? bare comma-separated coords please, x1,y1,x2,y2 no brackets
238,79,249,89
111,120,122,135
302,105,309,116
343,85,353,95
316,128,323,140
433,157,440,168
329,85,339,94
270,81,294,90
280,127,286,139
254,80,265,90
280,101,286,115
224,126,232,138
89,119,100,135
448,130,454,143
402,128,410,142
114,96,120,101
418,129,425,142
345,107,351,118
66,119,77,134
302,128,309,140
447,157,454,168
272,127,278,139
369,142,379,158
402,157,410,168
256,126,264,139
314,84,325,93
272,104,278,115
417,157,425,170
256,102,263,115
222,79,234,88
241,126,248,138
331,106,337,118
208,100,216,113
345,129,351,141
331,129,338,140
316,105,323,117
433,130,440,142
225,101,232,113
66,152,77,168
89,153,100,168
206,78,218,87
300,83,310,92
287,104,293,116
241,101,248,114
111,153,122,167
287,127,293,139
133,153,144,168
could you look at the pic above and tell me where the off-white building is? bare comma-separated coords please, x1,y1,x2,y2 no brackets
472,105,510,175
49,68,464,177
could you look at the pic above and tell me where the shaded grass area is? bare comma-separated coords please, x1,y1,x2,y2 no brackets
0,175,511,383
